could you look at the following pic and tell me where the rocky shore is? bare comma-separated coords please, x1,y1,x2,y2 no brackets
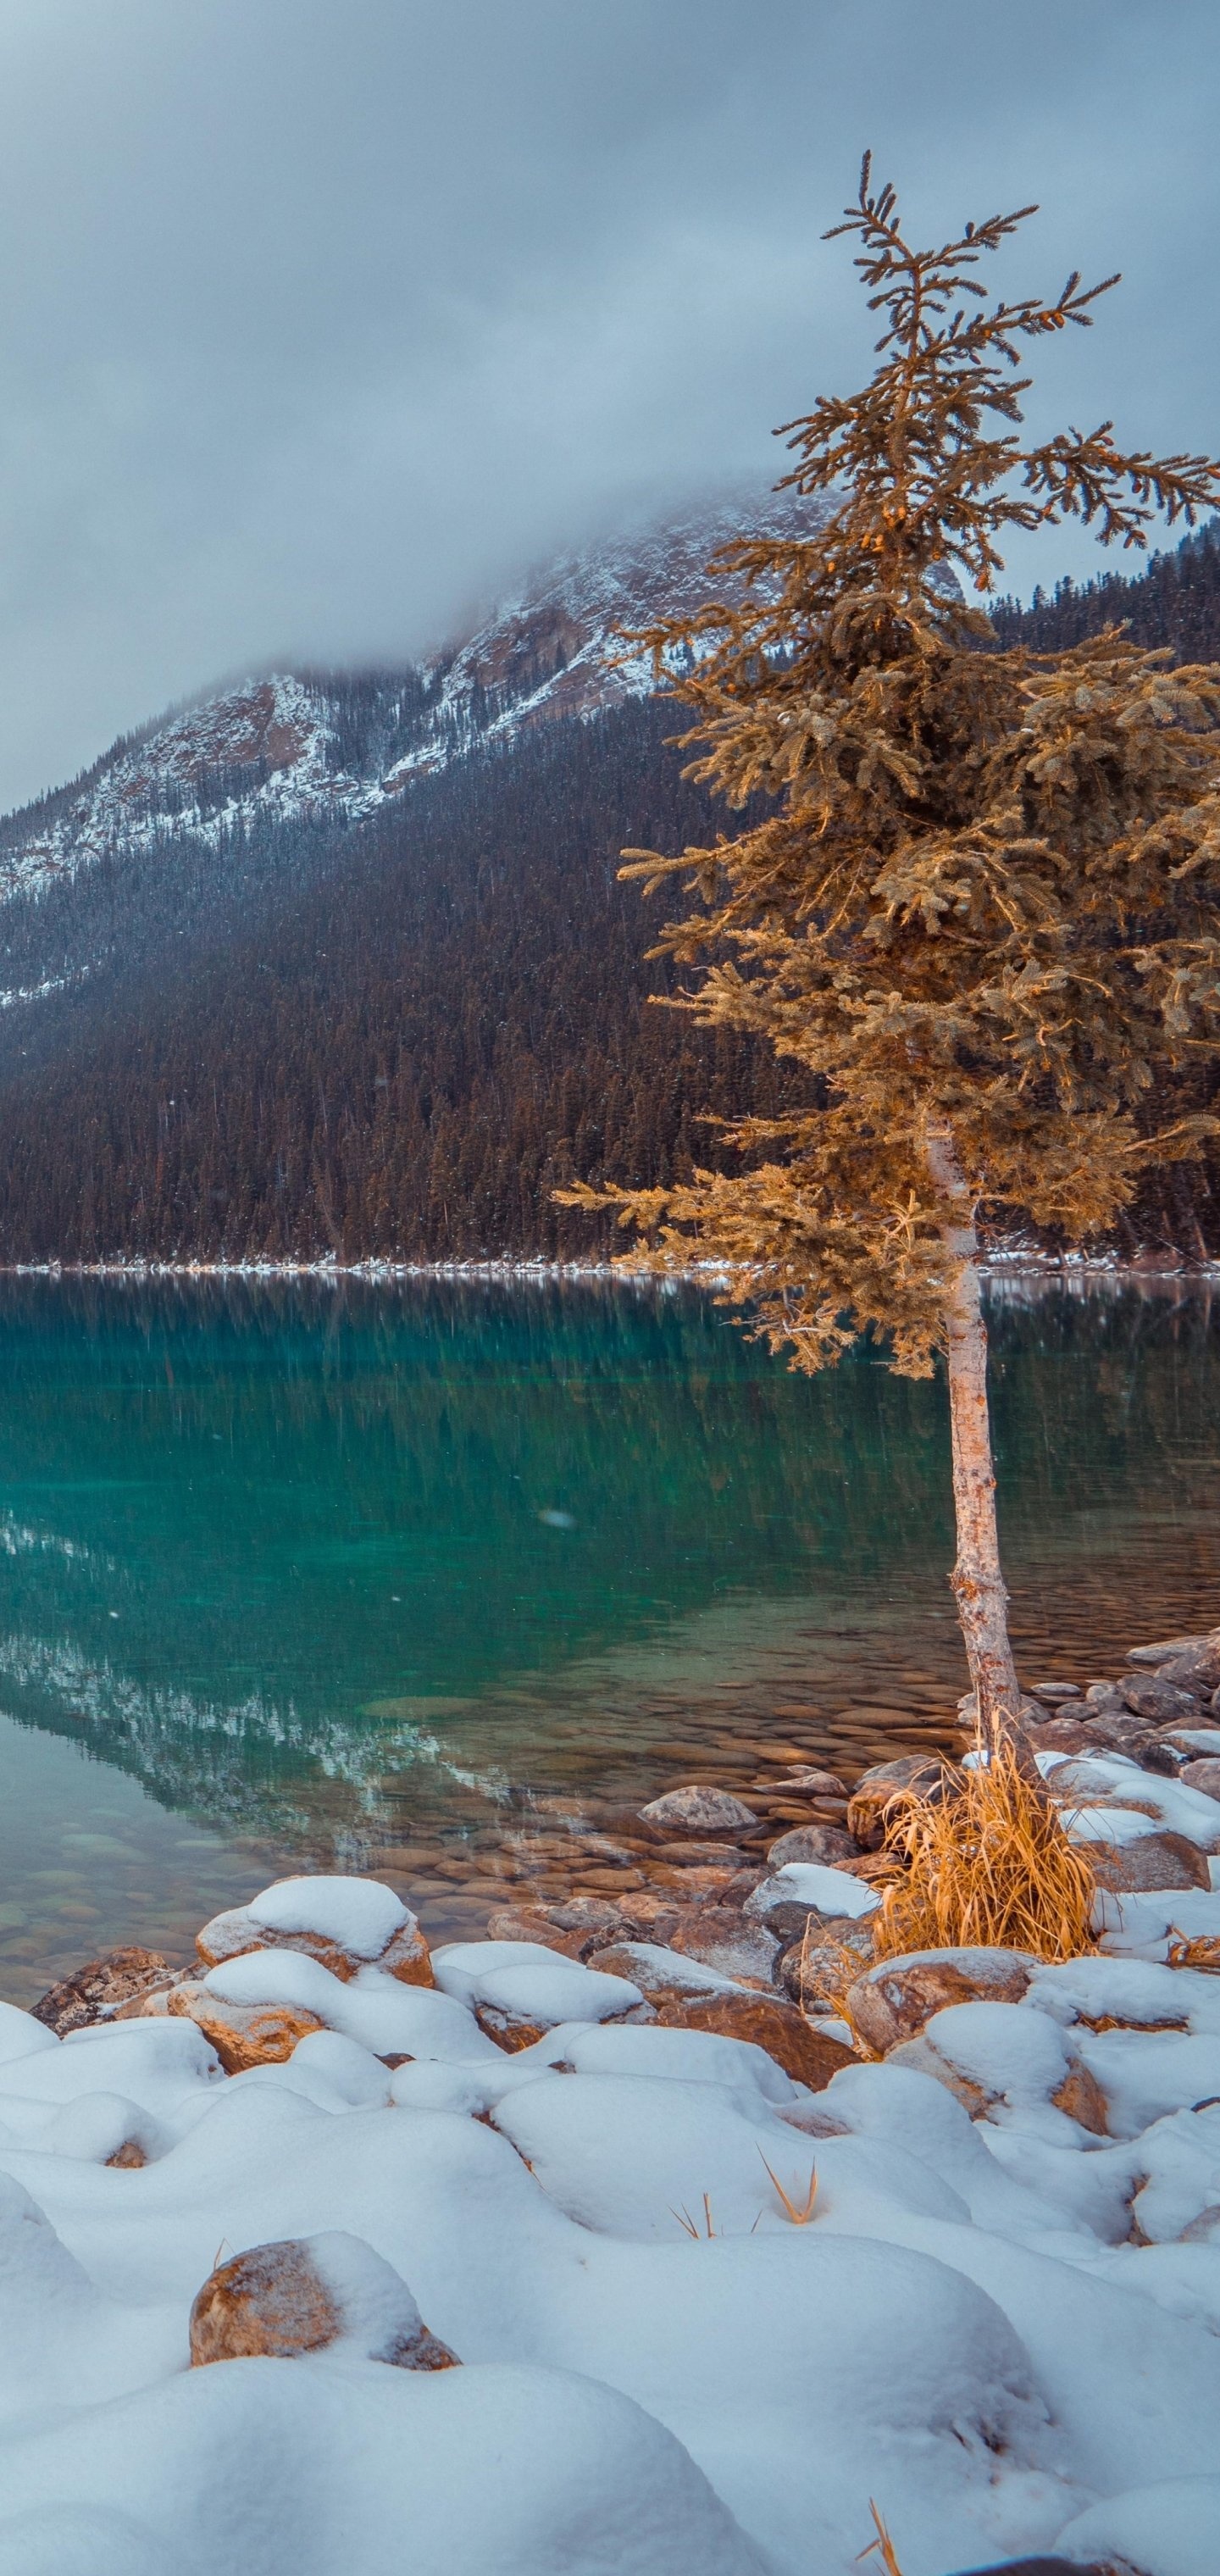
3,1625,1220,2573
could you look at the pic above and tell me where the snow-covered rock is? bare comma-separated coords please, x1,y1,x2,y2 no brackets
3,1871,1220,2573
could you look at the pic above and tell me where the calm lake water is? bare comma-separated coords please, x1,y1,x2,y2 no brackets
0,1273,1217,2003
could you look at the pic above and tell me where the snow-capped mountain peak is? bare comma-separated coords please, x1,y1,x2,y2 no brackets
0,487,809,903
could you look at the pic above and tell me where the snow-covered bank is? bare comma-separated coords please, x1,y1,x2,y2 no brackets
0,1249,1218,1284
4,1861,1220,2574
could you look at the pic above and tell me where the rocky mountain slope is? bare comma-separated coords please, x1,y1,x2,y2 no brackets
0,491,801,909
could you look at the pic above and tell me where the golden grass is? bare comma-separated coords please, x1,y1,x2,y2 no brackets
757,2151,818,2224
857,2501,905,2574
1167,1932,1220,1974
868,1737,1097,1966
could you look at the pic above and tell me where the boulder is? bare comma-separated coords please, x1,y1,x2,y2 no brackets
593,1941,743,2009
666,1905,780,1987
1159,1641,1220,1698
652,1840,746,1868
164,1979,325,2073
1088,1829,1212,1894
847,1757,958,1850
1120,1673,1202,1727
890,2016,1107,2135
1051,2062,1110,2136
189,2232,458,2371
762,1769,846,1799
482,1910,588,1959
1126,1633,1211,1667
636,1785,757,1838
1025,1717,1096,1758
657,1990,855,2090
778,1922,875,2007
844,1948,1035,2055
1177,1759,1220,1802
884,2031,993,2116
31,1946,176,2037
766,1824,860,1868
474,2006,548,2051
196,1901,432,1988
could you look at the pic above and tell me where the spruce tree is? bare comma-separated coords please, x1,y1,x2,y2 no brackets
563,160,1220,1745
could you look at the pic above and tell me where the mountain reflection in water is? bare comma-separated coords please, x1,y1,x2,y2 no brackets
0,1273,1217,2001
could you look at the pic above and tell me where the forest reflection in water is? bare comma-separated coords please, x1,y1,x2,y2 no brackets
0,1270,1217,2001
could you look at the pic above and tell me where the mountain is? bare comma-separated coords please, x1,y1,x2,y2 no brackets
0,503,1214,1269
0,491,799,913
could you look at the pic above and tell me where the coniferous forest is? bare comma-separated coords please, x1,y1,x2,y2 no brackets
0,525,1215,1266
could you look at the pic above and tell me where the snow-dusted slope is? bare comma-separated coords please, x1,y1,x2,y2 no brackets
0,491,808,905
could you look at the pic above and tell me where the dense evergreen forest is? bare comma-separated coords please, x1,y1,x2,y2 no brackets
993,520,1220,662
0,700,811,1262
0,520,1215,1266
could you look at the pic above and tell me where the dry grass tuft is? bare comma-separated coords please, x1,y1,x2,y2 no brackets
671,2192,718,2240
857,2500,905,2574
1167,1931,1220,1974
869,1737,1096,1966
757,2151,818,2224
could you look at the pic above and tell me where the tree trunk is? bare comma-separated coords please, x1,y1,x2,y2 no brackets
925,1127,1024,1750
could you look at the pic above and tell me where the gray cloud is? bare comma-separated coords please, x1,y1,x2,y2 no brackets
0,0,1214,808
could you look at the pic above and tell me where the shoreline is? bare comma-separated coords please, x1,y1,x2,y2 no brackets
7,1617,1220,2572
0,1247,1217,1284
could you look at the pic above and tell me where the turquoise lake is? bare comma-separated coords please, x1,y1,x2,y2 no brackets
0,1274,1217,2003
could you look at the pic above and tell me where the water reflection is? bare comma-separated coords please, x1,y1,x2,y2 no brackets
0,1273,1216,1998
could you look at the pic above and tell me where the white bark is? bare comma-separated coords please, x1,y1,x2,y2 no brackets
926,1125,1024,1749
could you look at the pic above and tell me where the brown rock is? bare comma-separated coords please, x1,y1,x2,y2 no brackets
1030,1682,1083,1705
1161,1642,1220,1698
847,1757,958,1850
667,1906,779,1987
189,2235,458,2371
657,1990,855,2090
844,1949,1034,2055
637,1785,757,1839
884,2033,993,2117
1052,2063,1109,2135
105,2140,149,2169
1079,1710,1177,1771
1088,1830,1212,1894
483,1910,588,1959
32,1946,175,2037
842,1851,909,1886
779,1923,876,2007
652,1840,746,1868
166,1980,325,2073
475,2007,546,2051
195,1906,433,1988
767,1824,861,1868
1126,1634,1211,1668
1120,1674,1202,1727
1025,1717,1096,1758
1177,1760,1220,1802
376,1919,435,1986
593,1941,740,2009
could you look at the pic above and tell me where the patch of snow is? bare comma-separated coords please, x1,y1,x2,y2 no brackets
247,1877,409,1957
750,1863,879,1921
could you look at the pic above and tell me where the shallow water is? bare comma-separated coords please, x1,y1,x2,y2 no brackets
0,1273,1217,2003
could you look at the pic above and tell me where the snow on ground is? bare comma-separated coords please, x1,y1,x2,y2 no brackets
3,1889,1220,2572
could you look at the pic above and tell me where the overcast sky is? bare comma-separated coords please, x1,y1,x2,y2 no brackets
0,0,1214,809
